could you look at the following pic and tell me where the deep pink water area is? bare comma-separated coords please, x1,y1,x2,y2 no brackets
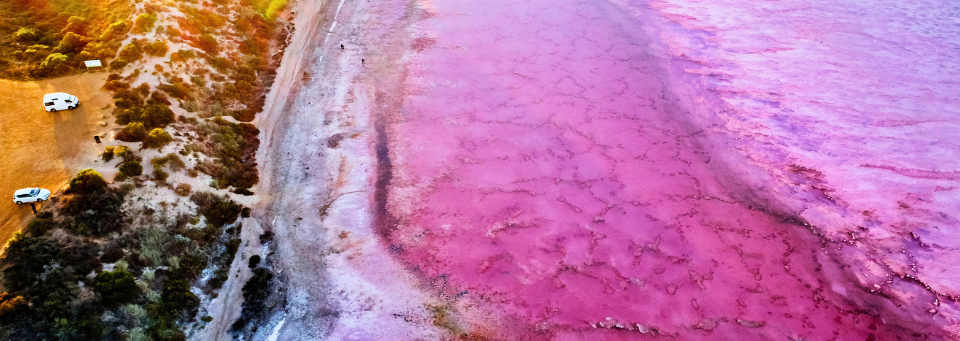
383,0,959,339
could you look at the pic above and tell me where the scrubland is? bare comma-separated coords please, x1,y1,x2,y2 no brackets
0,0,292,339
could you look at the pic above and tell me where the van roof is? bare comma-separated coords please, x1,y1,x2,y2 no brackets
43,92,74,101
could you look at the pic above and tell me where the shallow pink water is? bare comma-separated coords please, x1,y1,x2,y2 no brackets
382,0,959,339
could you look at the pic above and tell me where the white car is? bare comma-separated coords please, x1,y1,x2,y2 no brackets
13,188,51,205
43,92,79,112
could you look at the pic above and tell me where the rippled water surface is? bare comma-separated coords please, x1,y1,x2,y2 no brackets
381,0,960,338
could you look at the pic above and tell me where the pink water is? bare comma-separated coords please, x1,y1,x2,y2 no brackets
381,0,960,339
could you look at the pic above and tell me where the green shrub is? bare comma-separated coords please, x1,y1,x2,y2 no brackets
40,53,70,74
117,122,148,142
157,80,192,100
118,161,143,178
247,255,260,268
118,41,143,62
24,218,56,236
194,118,260,189
170,49,196,63
0,293,26,317
230,267,273,332
133,13,158,34
103,146,116,161
174,183,192,196
143,40,169,57
68,169,108,195
197,34,219,55
114,145,140,163
54,32,87,54
144,104,175,128
15,28,38,42
61,16,91,36
94,269,140,307
154,169,169,182
102,20,130,41
143,128,172,149
61,188,127,236
190,192,241,228
152,153,186,171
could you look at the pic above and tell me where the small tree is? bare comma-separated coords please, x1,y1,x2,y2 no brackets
94,269,140,307
117,122,148,142
54,32,87,54
143,128,172,149
68,169,107,195
40,53,70,75
143,104,175,128
133,13,158,34
118,161,143,178
143,40,169,57
197,34,219,55
61,16,90,36
101,20,130,41
14,28,37,42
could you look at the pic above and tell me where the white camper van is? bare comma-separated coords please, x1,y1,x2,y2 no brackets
43,92,79,112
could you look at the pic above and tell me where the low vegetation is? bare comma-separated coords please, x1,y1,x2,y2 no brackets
0,0,134,79
0,0,291,337
0,172,248,339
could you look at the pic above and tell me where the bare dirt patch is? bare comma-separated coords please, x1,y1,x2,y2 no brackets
0,72,116,245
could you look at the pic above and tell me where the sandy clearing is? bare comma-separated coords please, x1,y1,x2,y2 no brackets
0,72,118,246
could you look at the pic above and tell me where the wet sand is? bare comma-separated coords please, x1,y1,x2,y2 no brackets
0,72,113,246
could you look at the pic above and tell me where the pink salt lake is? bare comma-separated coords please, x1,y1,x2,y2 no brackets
380,0,960,339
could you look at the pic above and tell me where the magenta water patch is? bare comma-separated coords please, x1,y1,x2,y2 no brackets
381,0,958,338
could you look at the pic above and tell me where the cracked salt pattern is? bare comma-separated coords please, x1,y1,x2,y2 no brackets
380,0,960,338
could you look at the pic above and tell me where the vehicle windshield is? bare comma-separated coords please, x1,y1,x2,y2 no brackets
29,189,38,196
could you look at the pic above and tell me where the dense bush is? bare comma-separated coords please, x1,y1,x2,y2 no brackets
152,153,186,171
133,13,158,34
53,32,87,54
194,118,260,189
0,228,106,339
111,40,143,69
39,53,69,75
94,269,141,307
117,122,148,142
61,188,127,236
197,33,219,55
118,161,143,179
103,146,116,161
169,49,196,63
102,20,130,41
114,145,140,163
14,28,37,42
157,79,192,100
61,16,90,36
116,104,175,129
67,168,107,194
174,183,192,196
144,40,169,57
143,128,172,149
230,267,274,333
190,192,242,228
